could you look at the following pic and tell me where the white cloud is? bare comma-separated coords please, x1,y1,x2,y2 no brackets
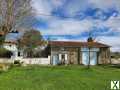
41,15,120,35
98,36,120,52
64,0,89,16
50,0,66,8
42,18,96,35
95,16,120,32
31,0,53,19
89,0,120,11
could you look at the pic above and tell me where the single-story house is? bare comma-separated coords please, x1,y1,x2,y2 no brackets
46,39,111,65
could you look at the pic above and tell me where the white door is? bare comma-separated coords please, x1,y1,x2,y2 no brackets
52,54,59,65
90,52,97,65
82,51,97,65
82,52,89,65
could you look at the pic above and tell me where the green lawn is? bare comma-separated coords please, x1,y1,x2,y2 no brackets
0,65,120,90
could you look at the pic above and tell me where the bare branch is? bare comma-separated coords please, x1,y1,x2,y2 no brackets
0,0,33,34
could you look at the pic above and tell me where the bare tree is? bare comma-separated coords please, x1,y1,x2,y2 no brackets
87,31,97,69
0,0,33,35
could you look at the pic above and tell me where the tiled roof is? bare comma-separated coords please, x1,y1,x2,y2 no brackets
49,41,110,48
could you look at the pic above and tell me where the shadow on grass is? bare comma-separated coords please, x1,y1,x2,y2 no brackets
97,64,120,69
108,64,120,69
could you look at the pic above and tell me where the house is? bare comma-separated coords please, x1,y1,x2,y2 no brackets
47,39,111,65
2,41,23,59
3,41,18,58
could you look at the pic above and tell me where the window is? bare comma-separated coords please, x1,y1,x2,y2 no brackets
18,52,21,56
9,45,12,47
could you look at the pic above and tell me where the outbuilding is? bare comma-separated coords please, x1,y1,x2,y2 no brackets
47,39,111,65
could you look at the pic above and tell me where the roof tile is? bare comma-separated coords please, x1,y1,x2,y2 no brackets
49,41,110,48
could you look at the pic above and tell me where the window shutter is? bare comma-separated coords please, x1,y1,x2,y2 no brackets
59,54,62,60
65,54,67,60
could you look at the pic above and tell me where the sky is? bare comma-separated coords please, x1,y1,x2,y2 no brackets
30,0,120,52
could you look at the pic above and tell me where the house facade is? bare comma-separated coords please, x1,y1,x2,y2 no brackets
3,41,23,59
3,41,18,58
47,40,111,65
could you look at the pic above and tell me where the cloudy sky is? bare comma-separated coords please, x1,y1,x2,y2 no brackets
31,0,120,52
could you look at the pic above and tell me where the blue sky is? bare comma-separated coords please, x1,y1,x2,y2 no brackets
30,0,120,52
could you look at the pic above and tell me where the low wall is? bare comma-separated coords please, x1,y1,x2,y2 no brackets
0,58,14,63
0,56,51,65
21,56,50,65
111,58,120,64
22,56,51,65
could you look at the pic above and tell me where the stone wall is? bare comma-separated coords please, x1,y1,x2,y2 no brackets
68,48,78,64
51,47,79,64
98,48,111,64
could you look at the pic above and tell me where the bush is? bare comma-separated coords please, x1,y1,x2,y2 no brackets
0,48,13,58
0,36,5,45
14,60,24,66
14,60,21,65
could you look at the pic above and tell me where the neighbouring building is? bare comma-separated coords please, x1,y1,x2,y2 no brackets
3,41,18,58
46,39,111,65
2,41,23,59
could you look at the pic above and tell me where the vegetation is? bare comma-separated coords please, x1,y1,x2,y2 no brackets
18,29,46,57
0,35,5,45
0,0,33,34
111,52,120,59
0,65,119,90
0,48,12,58
0,0,33,45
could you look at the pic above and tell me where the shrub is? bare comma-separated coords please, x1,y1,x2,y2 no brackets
0,48,13,58
14,60,24,66
14,60,20,64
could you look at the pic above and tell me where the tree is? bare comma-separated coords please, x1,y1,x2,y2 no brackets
0,34,5,45
0,0,33,44
87,37,93,69
18,29,46,57
87,31,97,69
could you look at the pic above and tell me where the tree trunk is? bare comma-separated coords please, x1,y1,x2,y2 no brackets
87,47,91,69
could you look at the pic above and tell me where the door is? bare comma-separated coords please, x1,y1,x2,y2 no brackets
82,51,97,65
52,54,59,65
82,52,89,65
90,52,97,65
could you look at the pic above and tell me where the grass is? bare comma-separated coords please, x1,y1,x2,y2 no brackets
0,65,120,90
